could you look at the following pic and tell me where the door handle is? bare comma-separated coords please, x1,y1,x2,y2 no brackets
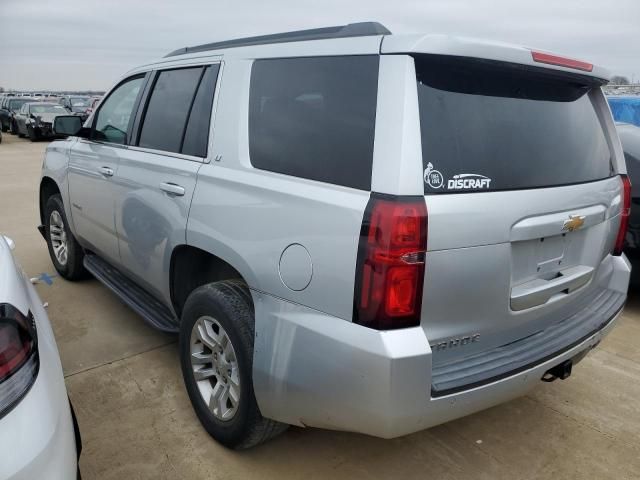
159,182,185,197
99,166,114,177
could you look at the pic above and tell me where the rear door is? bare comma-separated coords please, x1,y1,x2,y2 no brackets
112,64,220,304
412,55,623,364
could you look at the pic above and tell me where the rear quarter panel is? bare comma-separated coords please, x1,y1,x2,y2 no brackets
187,59,369,320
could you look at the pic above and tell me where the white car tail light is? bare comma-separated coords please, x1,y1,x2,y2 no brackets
0,304,38,418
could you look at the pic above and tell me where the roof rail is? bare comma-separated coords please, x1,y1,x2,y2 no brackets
164,22,391,57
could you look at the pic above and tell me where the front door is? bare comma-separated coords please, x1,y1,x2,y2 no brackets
67,74,146,265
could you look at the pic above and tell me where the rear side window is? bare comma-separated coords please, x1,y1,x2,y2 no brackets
138,67,203,153
138,65,219,156
416,55,612,194
182,65,220,157
249,56,379,190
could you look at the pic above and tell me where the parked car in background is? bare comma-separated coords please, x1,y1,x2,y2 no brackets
84,96,102,117
14,103,71,141
616,122,640,252
0,97,32,133
0,235,81,479
608,96,640,127
40,23,630,449
58,95,91,121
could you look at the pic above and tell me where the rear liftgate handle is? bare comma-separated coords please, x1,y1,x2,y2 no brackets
510,265,594,311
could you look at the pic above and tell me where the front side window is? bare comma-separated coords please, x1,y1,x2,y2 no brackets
248,56,379,190
93,75,144,145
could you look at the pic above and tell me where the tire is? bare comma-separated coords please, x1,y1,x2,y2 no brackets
27,125,38,141
180,280,288,449
44,194,87,280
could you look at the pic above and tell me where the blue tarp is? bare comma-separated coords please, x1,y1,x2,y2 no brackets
607,96,640,127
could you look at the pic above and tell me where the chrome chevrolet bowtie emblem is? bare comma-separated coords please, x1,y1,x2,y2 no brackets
562,215,585,232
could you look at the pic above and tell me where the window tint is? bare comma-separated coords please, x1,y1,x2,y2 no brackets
416,55,612,194
138,67,203,154
94,76,144,145
182,65,220,157
248,56,379,190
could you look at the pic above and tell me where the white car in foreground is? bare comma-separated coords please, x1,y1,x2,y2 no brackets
0,236,80,479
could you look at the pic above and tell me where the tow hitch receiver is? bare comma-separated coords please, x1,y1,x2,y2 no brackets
541,359,573,382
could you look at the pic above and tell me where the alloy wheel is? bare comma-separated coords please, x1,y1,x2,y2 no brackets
49,210,68,266
190,316,241,421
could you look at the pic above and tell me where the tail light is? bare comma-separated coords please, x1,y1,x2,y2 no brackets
353,194,427,330
613,174,631,256
0,304,38,418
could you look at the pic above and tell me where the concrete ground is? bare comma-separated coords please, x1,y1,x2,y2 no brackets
1,132,640,480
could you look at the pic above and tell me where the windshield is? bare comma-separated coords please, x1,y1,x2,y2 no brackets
8,99,29,111
30,105,68,114
416,55,612,194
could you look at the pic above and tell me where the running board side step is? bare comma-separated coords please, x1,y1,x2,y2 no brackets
83,254,179,333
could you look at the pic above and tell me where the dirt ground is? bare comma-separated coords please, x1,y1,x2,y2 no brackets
1,131,639,479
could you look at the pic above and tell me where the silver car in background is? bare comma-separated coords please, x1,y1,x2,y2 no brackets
38,22,630,449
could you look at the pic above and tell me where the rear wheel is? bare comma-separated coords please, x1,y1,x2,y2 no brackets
44,194,87,280
179,280,287,449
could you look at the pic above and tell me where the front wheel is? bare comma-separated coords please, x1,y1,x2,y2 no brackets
179,280,287,449
44,194,87,280
27,125,38,141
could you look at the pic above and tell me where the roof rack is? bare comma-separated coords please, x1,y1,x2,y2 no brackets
164,22,391,57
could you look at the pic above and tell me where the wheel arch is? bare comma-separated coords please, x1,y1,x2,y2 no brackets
170,244,253,319
39,176,61,225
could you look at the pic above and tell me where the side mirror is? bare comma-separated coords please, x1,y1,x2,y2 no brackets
53,115,88,138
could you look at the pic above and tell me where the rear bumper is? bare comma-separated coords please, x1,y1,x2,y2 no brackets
252,254,630,439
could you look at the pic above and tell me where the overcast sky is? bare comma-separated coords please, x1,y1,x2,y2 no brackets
0,0,638,91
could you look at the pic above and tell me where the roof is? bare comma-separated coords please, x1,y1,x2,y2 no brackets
133,22,608,83
164,22,390,57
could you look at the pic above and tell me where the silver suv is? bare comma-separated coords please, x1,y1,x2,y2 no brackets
38,23,631,449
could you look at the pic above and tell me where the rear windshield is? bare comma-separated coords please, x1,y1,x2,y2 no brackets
416,55,613,194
